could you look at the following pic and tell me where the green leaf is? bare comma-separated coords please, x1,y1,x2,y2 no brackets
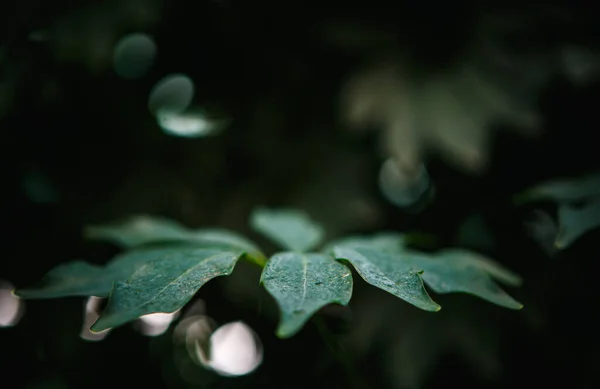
16,245,207,299
16,261,110,299
515,172,600,204
333,247,440,312
456,251,522,287
555,200,600,248
85,215,189,247
91,249,242,332
514,172,600,249
185,228,265,264
260,252,352,338
331,233,520,286
325,232,407,254
250,208,325,252
85,215,263,260
324,232,438,255
412,249,523,309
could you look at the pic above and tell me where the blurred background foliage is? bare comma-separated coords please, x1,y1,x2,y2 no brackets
1,1,600,388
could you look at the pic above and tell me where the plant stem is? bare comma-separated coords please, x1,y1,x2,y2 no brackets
244,252,267,268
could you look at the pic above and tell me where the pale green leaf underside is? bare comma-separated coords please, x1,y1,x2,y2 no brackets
333,247,440,312
17,246,198,299
325,232,407,255
443,249,522,287
556,200,600,248
412,249,523,309
333,233,522,310
92,249,242,331
261,252,352,338
16,261,110,299
516,172,600,203
250,208,325,252
85,215,262,257
85,215,188,247
337,233,522,287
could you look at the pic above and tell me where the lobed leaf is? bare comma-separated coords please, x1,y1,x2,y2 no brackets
412,249,523,309
250,208,325,252
16,245,210,299
91,249,243,332
333,247,440,312
85,215,263,259
325,232,407,254
332,233,523,310
260,252,352,338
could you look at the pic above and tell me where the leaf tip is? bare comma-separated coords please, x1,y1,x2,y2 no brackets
12,288,38,299
275,317,307,339
504,299,524,310
90,316,113,332
275,325,297,339
554,238,566,250
510,275,524,288
89,324,112,334
414,300,441,312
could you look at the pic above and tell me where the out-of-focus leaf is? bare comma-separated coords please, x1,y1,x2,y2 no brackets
260,252,352,338
515,172,600,204
555,200,600,248
16,246,211,299
523,210,560,256
85,215,263,259
412,249,523,309
92,249,242,331
250,208,325,252
85,215,187,246
16,261,109,299
515,172,600,249
333,247,441,312
324,232,407,254
445,250,523,287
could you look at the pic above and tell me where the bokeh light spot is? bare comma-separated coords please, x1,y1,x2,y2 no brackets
206,321,263,377
379,159,433,210
148,74,195,116
137,310,180,336
0,282,24,327
157,110,226,138
113,33,157,79
80,296,110,341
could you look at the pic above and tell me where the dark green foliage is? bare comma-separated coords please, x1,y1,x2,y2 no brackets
517,172,600,248
16,208,523,337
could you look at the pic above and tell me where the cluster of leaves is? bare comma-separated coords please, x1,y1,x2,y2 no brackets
16,208,523,338
516,172,600,248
